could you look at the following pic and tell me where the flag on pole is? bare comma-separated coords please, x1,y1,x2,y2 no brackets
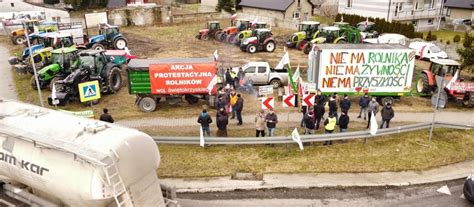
276,51,290,69
207,75,218,95
370,111,378,135
419,45,427,60
200,127,205,147
230,14,238,20
292,64,300,84
291,128,304,150
251,17,258,27
298,77,303,96
445,70,459,90
213,50,219,61
365,17,369,27
124,46,131,56
276,52,298,93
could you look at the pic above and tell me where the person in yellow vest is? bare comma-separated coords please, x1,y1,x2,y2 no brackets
229,90,238,119
323,112,337,145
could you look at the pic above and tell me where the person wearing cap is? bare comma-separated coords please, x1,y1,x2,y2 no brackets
340,94,351,112
358,93,370,120
323,112,337,145
265,109,278,137
366,97,380,129
339,110,350,133
314,101,325,130
303,110,316,134
255,109,266,137
216,108,229,137
380,102,395,128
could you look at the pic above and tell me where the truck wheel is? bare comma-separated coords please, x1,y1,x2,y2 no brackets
105,67,122,93
416,73,431,95
464,177,474,203
303,43,312,54
185,95,200,104
265,41,276,52
49,76,63,91
92,43,105,50
114,38,128,50
247,44,257,54
270,79,281,89
465,92,474,108
139,97,157,113
14,36,26,45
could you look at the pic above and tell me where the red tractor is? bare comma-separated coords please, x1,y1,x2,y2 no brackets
195,21,222,40
416,59,474,107
239,29,276,54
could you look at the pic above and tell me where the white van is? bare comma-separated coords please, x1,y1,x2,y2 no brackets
408,41,448,60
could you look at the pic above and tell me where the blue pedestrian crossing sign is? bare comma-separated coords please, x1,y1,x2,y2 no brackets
78,80,101,102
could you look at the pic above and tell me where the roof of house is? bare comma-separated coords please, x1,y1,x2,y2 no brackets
444,0,474,9
239,0,295,12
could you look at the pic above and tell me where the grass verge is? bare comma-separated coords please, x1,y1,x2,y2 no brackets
156,128,474,177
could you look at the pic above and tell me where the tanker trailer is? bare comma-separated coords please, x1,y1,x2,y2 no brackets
0,98,166,206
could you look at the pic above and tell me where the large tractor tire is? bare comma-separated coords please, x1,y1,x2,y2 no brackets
91,43,105,50
463,92,474,108
303,43,313,54
139,97,157,113
14,36,26,45
247,44,257,54
105,67,122,93
114,37,128,50
298,40,308,50
336,39,347,44
227,34,237,44
265,41,276,53
416,73,431,95
202,34,210,41
464,177,474,204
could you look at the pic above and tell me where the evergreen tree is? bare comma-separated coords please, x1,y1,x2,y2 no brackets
216,0,235,13
457,33,474,70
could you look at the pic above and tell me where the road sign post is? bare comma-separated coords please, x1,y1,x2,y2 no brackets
429,77,445,145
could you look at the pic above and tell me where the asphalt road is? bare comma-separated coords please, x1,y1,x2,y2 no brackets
0,45,17,100
177,179,472,207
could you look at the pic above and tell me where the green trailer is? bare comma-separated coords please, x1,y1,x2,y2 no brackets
127,58,219,112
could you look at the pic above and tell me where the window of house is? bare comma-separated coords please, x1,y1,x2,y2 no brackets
414,0,423,11
10,3,14,7
395,3,403,16
446,8,451,17
293,11,300,19
428,19,434,25
412,20,417,26
429,0,435,9
347,0,352,8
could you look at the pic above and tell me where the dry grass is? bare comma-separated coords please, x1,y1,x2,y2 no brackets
156,128,474,177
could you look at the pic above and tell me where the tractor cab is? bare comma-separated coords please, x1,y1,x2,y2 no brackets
298,21,320,37
236,19,250,31
86,23,128,50
50,47,80,74
38,32,75,49
357,21,378,38
333,22,350,27
253,22,268,29
99,24,120,42
428,59,460,80
321,26,341,42
78,50,109,76
207,21,221,31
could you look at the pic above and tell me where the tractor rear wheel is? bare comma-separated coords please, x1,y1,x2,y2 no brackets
416,73,431,95
105,67,122,93
14,36,26,45
247,44,257,54
114,38,128,50
463,92,474,108
265,41,276,52
337,39,347,44
139,97,157,113
92,43,105,50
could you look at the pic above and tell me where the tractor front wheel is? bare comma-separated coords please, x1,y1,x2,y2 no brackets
139,97,157,113
337,39,347,44
298,40,308,50
202,35,209,41
265,41,276,53
105,67,122,93
114,38,128,50
92,43,105,50
247,44,257,54
416,73,431,95
14,36,26,45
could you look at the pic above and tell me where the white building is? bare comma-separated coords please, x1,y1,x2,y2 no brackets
338,0,443,31
0,0,70,22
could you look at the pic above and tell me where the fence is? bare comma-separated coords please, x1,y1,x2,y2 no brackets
153,122,473,145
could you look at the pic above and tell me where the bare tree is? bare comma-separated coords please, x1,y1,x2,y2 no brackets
320,3,338,18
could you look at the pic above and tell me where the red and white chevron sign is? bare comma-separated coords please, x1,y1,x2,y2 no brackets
302,94,314,107
282,94,296,107
261,97,274,109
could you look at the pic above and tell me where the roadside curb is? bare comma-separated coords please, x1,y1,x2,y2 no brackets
160,160,473,193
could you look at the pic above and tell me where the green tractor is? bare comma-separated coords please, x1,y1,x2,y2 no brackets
303,26,362,54
286,21,320,50
232,21,268,45
31,47,80,90
47,50,123,106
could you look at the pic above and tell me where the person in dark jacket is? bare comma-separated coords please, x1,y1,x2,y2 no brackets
380,103,395,128
303,111,316,134
216,95,227,111
314,102,325,130
339,110,350,133
358,93,370,120
99,108,114,123
340,94,351,112
300,105,308,127
314,89,327,105
197,109,213,137
328,95,338,124
216,108,229,137
235,94,244,125
265,109,278,137
225,68,233,88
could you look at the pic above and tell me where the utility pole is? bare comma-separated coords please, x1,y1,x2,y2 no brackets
24,21,44,107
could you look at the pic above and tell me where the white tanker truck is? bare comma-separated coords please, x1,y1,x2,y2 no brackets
0,98,167,206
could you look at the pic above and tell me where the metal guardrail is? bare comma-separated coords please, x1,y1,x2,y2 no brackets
153,122,473,145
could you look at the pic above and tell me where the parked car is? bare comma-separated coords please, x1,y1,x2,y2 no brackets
237,62,288,88
364,33,407,45
452,18,472,26
409,41,448,60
